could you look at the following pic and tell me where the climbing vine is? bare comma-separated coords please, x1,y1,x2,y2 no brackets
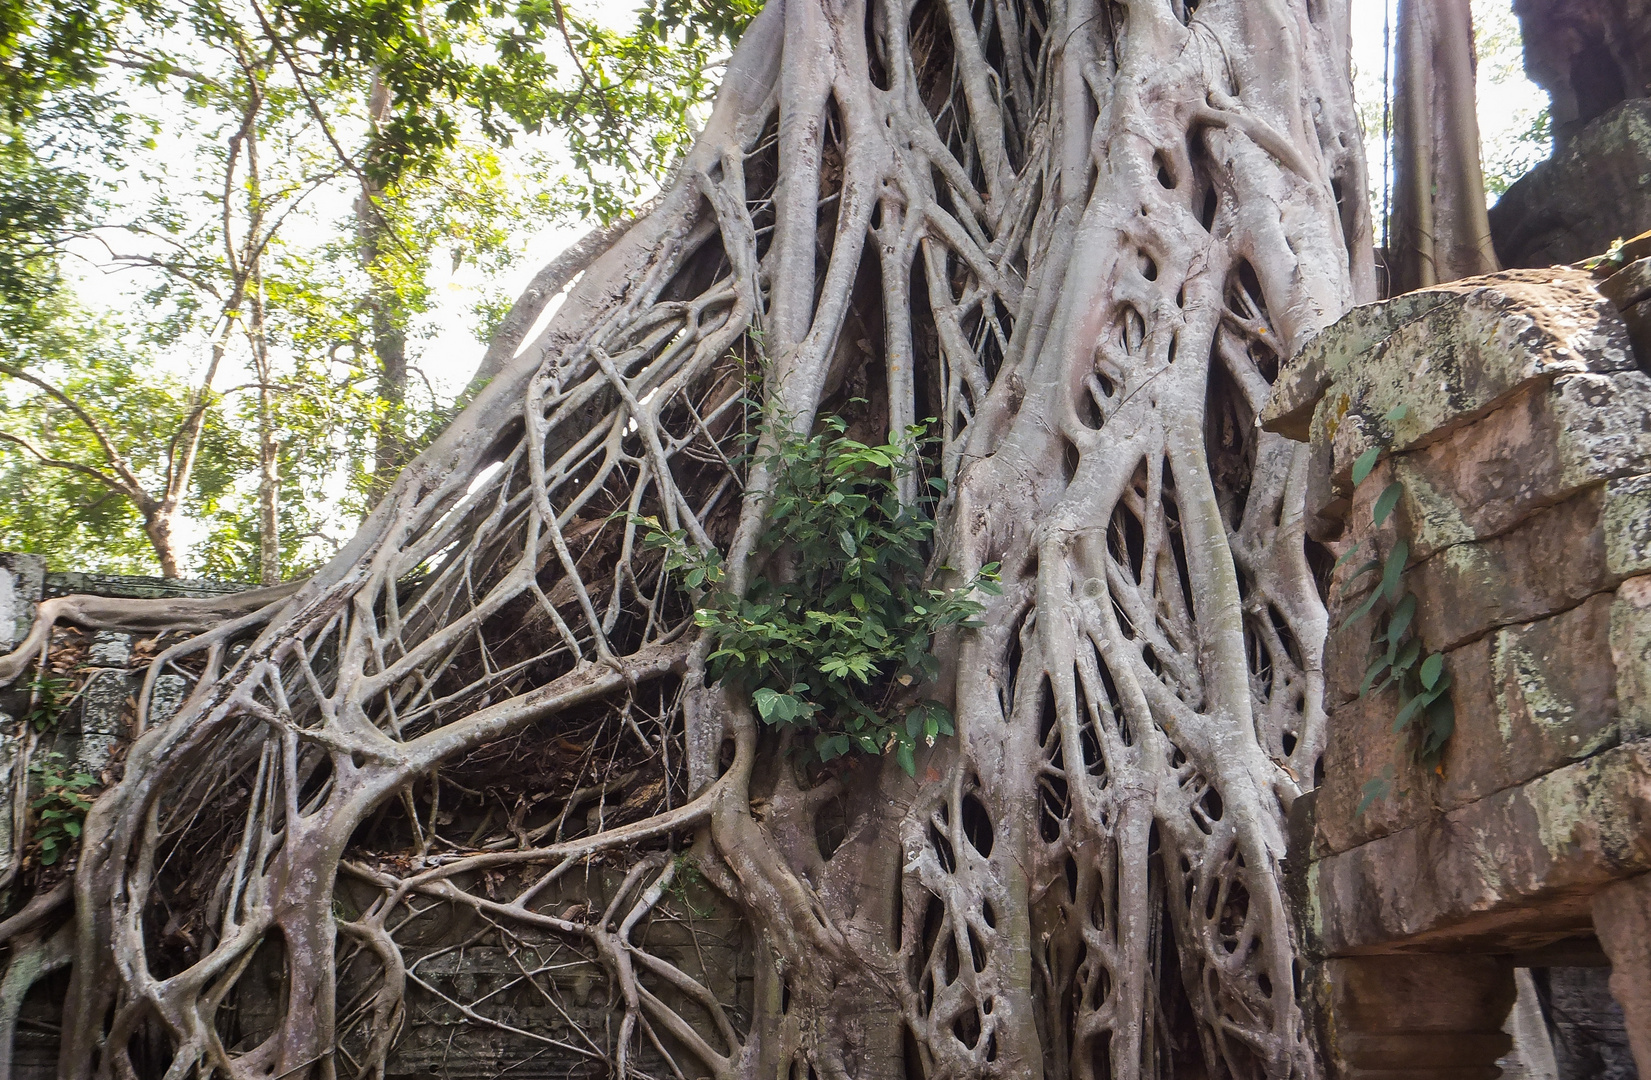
27,755,94,867
1338,405,1456,812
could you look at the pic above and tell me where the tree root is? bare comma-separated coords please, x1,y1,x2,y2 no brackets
0,1,1372,1077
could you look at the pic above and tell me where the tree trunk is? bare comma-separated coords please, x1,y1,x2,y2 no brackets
250,224,280,585
1389,0,1499,293
359,75,408,507
139,501,182,579
36,1,1375,1078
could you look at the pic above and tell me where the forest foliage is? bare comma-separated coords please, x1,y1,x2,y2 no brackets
0,0,753,579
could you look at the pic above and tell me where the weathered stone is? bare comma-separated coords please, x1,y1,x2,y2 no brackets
86,630,131,667
1266,271,1630,462
1310,741,1651,955
1338,372,1651,558
150,673,187,725
1406,487,1616,651
1313,274,1633,494
1440,594,1625,807
1321,955,1514,1080
1602,472,1651,576
1611,576,1651,732
1539,966,1638,1080
1619,294,1651,362
42,571,251,601
1588,873,1651,1077
1507,1,1651,147
1311,684,1428,857
1490,99,1651,266
1597,256,1651,310
1318,597,1625,857
0,553,44,651
0,719,18,884
67,631,134,776
1264,290,1459,441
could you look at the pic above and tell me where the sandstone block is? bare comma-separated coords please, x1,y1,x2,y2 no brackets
0,553,43,651
1611,576,1651,734
1315,273,1633,491
1311,683,1431,858
1323,955,1515,1080
1622,295,1651,363
1590,874,1651,1078
1311,741,1651,954
1604,472,1651,576
1597,256,1651,311
1406,487,1615,651
1490,99,1651,268
1266,271,1632,506
1319,596,1625,858
1264,290,1458,441
1439,594,1623,808
1366,374,1651,554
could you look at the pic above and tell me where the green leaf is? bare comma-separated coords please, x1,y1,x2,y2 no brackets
1360,656,1390,697
1351,446,1381,486
1393,636,1421,673
1356,774,1392,816
1424,696,1456,753
896,741,916,776
1332,543,1364,571
1385,593,1416,648
1372,481,1404,527
1338,559,1381,596
1380,542,1409,601
1391,692,1428,732
1340,584,1384,630
1419,652,1444,691
1384,404,1409,423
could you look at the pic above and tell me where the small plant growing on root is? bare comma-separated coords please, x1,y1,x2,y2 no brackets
647,411,999,773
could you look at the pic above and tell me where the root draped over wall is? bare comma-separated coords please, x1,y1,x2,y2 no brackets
0,0,1375,1076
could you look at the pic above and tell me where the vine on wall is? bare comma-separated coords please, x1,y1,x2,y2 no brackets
1335,405,1456,812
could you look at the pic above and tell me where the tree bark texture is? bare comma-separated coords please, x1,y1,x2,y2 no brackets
1389,0,1498,294
3,1,1374,1077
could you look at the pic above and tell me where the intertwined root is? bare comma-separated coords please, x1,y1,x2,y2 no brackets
1,1,1372,1078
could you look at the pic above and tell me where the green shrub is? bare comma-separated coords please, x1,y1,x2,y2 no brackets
647,412,998,774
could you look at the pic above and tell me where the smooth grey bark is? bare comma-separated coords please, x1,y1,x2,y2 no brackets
1390,0,1499,293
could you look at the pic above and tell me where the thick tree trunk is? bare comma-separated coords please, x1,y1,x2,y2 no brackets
16,2,1374,1078
1389,0,1499,293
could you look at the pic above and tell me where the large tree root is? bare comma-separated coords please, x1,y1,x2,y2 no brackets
0,1,1373,1077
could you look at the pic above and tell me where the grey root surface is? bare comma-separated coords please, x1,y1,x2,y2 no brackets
0,1,1376,1079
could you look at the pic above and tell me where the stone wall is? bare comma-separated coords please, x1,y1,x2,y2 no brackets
1264,268,1651,1079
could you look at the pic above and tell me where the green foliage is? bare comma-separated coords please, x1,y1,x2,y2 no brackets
27,753,94,866
0,301,192,574
21,672,72,732
269,0,752,215
650,413,1000,776
0,0,747,579
1338,404,1455,814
